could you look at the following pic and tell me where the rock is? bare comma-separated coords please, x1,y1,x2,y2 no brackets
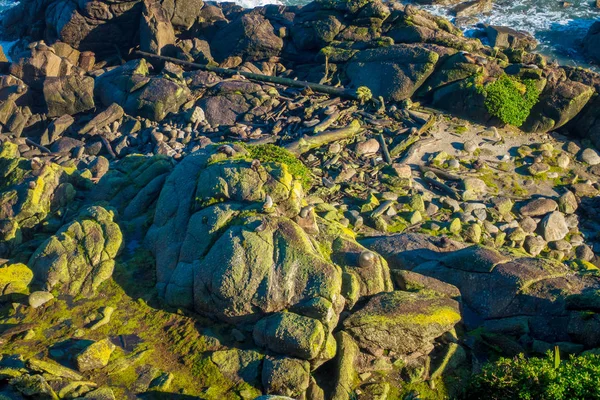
346,45,439,101
211,13,283,62
28,291,54,308
10,47,75,88
343,290,461,355
392,270,460,298
79,387,116,400
164,0,204,30
27,358,83,380
355,139,380,156
463,223,482,243
0,263,33,296
79,103,124,135
539,211,569,242
262,357,310,398
43,75,95,117
462,177,487,194
198,80,264,126
520,216,538,233
453,0,492,17
523,78,594,133
558,191,578,214
580,148,600,165
524,235,546,256
89,156,110,180
75,338,116,372
253,312,328,360
519,198,558,217
40,114,75,146
96,59,190,122
140,0,176,57
29,206,122,297
210,349,263,385
485,25,538,50
440,245,509,273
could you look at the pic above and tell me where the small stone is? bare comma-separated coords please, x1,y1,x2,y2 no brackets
442,197,461,212
492,197,513,215
558,191,578,214
539,211,569,242
409,194,425,213
580,148,600,165
464,140,478,153
463,223,482,243
570,234,585,246
329,143,342,154
528,162,550,175
524,236,546,256
462,177,488,193
520,198,558,217
473,208,487,221
556,153,570,169
355,139,380,156
408,210,422,224
484,221,499,234
426,203,439,216
550,240,572,252
508,227,527,243
186,106,205,124
28,291,54,309
447,159,460,169
392,163,412,179
449,218,462,234
566,141,581,155
520,216,538,233
575,245,594,262
564,214,579,229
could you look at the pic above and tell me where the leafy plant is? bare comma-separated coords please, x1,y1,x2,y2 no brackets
465,352,600,400
480,75,540,127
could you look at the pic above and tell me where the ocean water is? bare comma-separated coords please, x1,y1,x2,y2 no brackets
0,0,598,67
417,0,600,68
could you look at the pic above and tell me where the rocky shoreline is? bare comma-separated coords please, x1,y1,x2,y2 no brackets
1,0,600,399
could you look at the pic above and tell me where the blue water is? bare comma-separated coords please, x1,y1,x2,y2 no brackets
417,0,600,67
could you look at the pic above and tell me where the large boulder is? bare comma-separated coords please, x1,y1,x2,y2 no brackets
43,74,95,117
95,59,190,121
343,290,461,355
522,75,594,133
211,12,284,62
140,0,177,57
29,206,122,297
346,44,439,101
145,145,395,361
485,25,537,51
10,46,75,88
42,0,143,53
364,233,600,347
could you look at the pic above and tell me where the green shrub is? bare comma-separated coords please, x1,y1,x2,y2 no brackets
481,75,540,127
466,352,600,400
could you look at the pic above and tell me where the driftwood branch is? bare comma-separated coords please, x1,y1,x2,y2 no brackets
285,120,362,155
136,51,363,101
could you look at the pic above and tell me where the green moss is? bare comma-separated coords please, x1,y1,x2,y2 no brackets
243,144,312,189
480,75,541,127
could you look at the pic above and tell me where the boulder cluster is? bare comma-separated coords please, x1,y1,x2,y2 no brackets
0,0,599,399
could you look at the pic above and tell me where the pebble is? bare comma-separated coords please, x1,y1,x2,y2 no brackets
580,148,600,165
463,140,478,153
539,211,569,242
520,198,558,217
28,291,54,309
355,139,380,156
520,216,538,233
556,153,570,169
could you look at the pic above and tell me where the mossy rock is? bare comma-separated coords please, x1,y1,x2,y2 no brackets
29,206,122,297
343,290,461,355
0,262,33,296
